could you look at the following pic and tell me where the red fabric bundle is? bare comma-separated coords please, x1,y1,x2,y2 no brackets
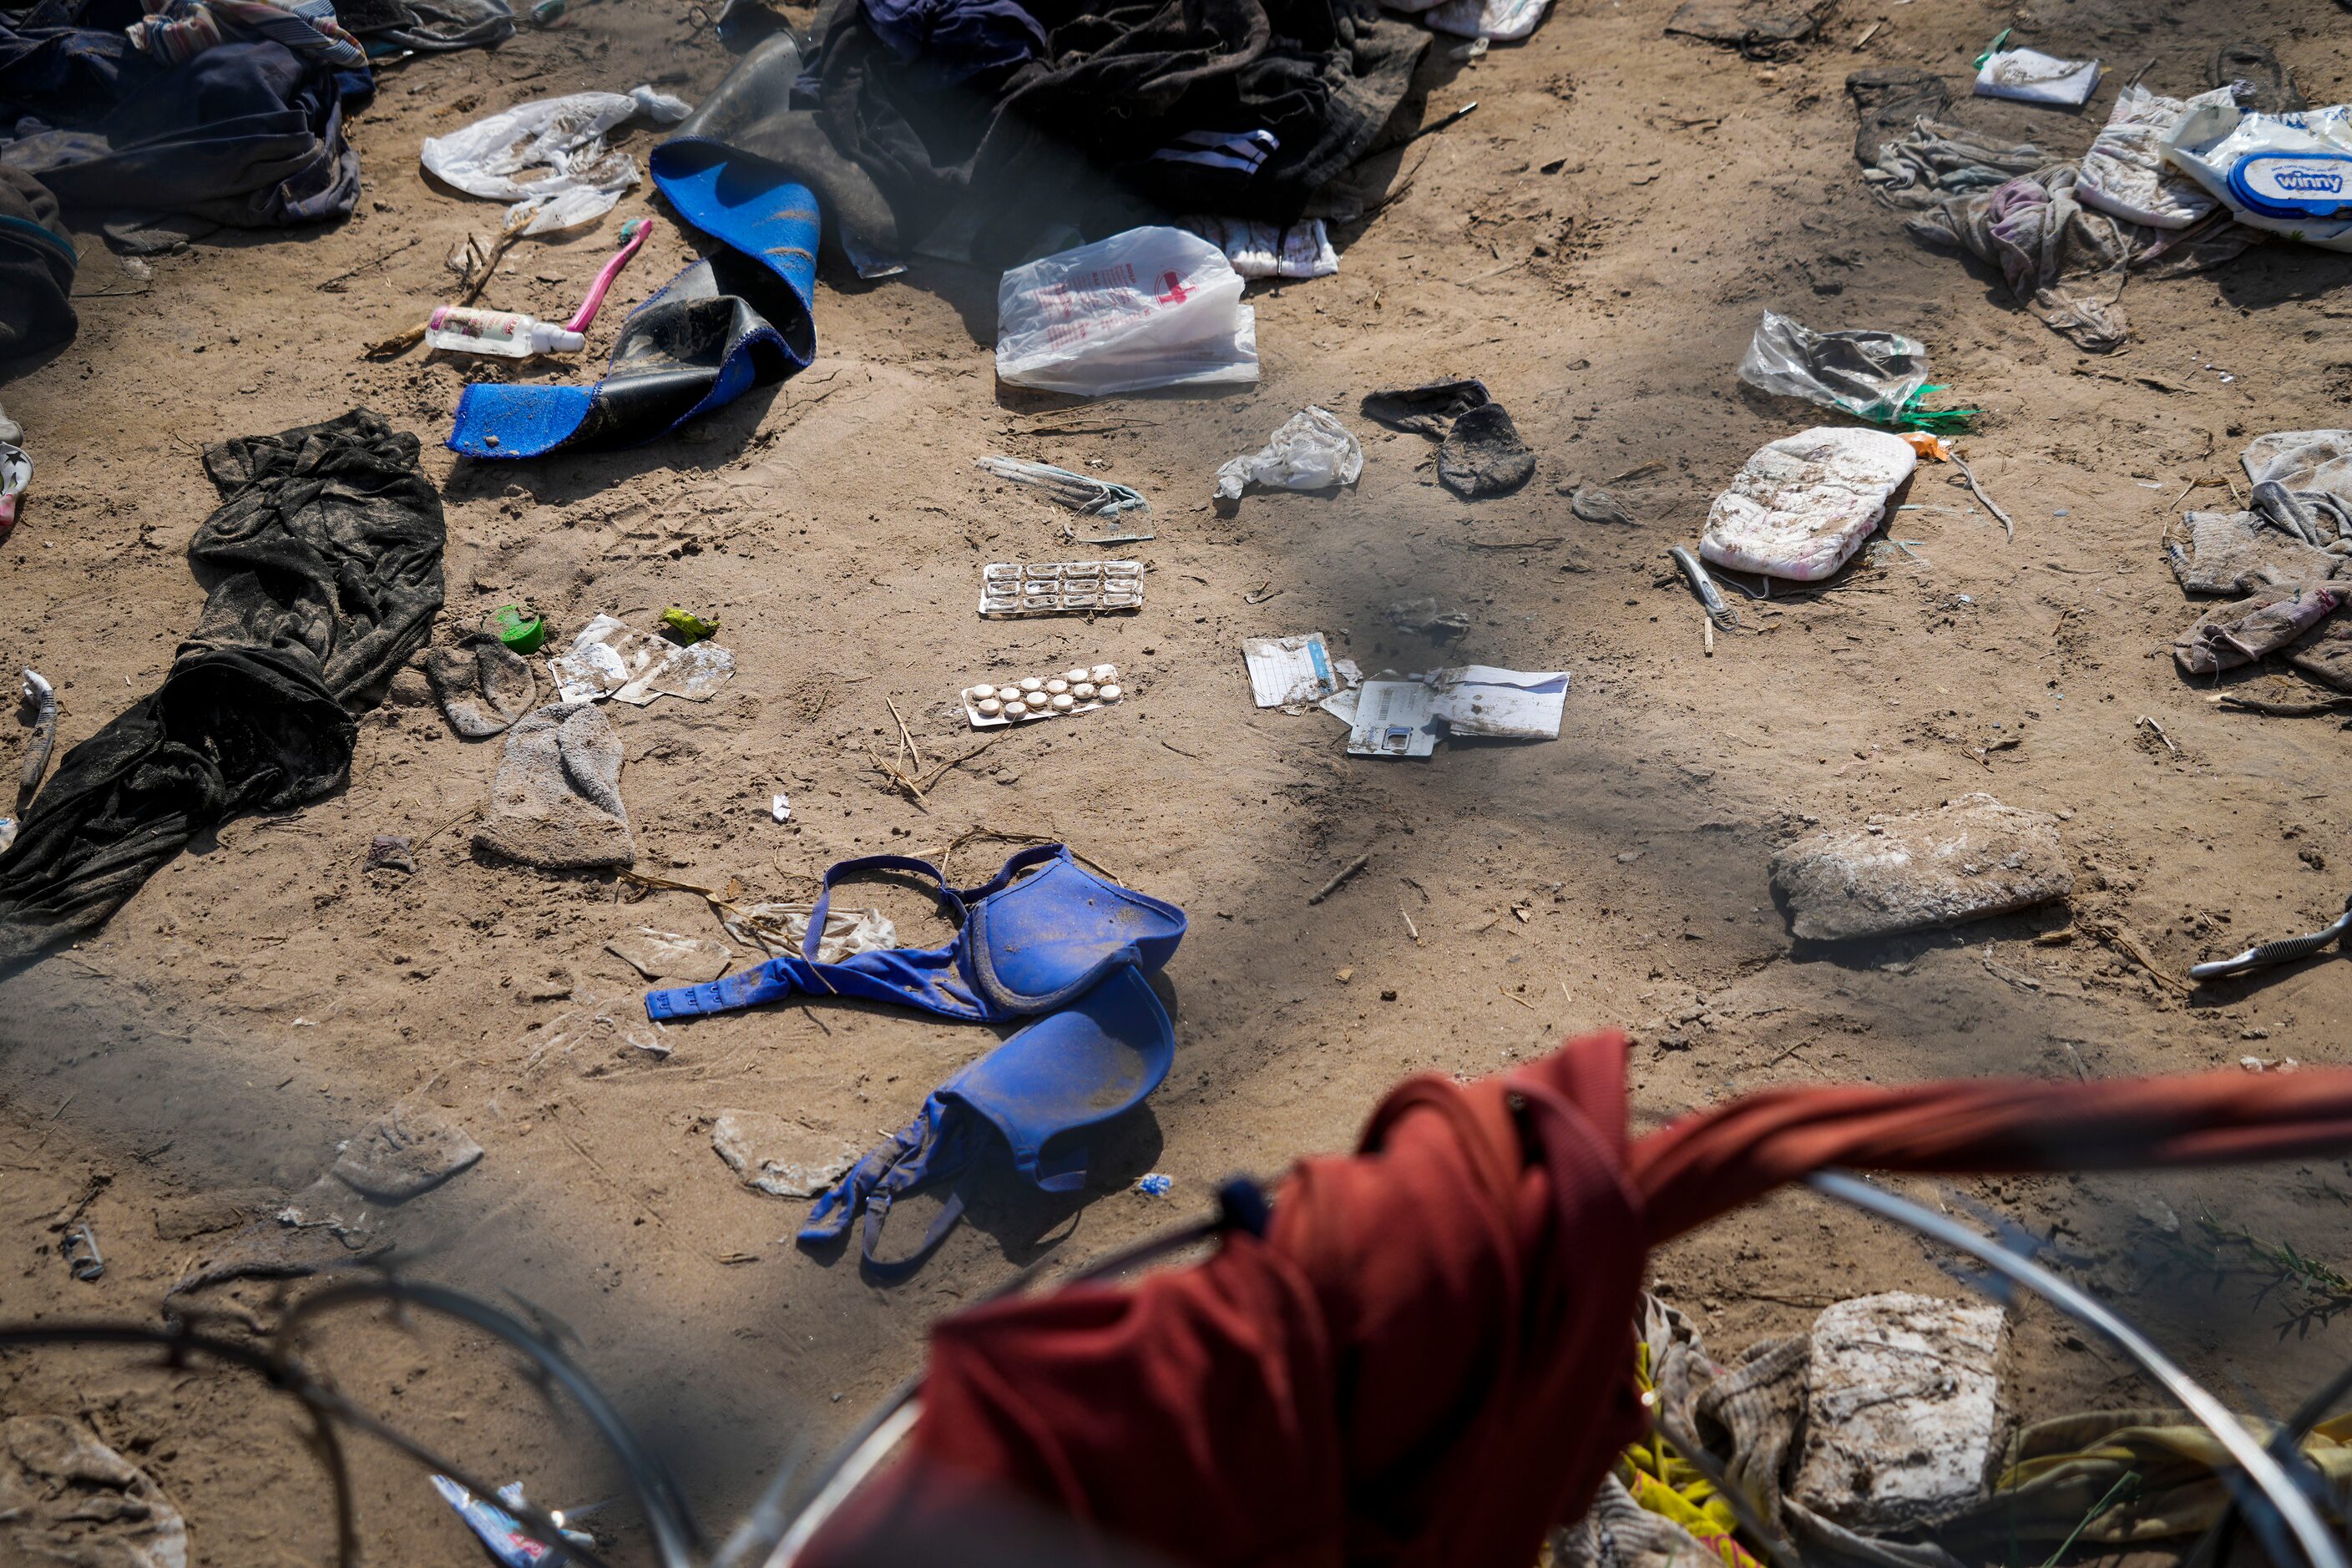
804,1033,2352,1568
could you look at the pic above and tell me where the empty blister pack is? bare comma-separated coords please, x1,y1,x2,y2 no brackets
979,560,1146,618
963,664,1125,727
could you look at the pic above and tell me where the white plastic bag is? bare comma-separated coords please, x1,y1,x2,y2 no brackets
2163,101,2352,251
2077,84,2233,229
1974,48,2101,108
995,226,1258,396
421,84,691,236
1214,407,1363,500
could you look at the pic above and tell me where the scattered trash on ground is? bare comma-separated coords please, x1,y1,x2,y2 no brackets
331,1103,484,1202
429,1475,597,1568
1771,792,2071,940
1437,402,1536,498
1135,1172,1172,1196
1792,1292,2006,1529
979,560,1145,618
974,455,1153,540
607,928,733,984
2,1416,188,1568
2190,892,2352,981
996,227,1257,396
420,84,690,234
1668,546,1738,632
1181,216,1338,279
1215,407,1363,501
548,614,735,706
964,665,1124,726
493,604,549,654
448,142,817,457
1737,311,1973,432
712,1111,864,1198
771,793,792,823
474,703,636,870
713,902,898,961
1243,633,1358,710
424,633,539,737
423,216,651,358
1700,426,1917,581
1975,47,2101,107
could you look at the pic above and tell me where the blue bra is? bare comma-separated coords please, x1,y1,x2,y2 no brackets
641,846,1187,1276
642,844,1186,1023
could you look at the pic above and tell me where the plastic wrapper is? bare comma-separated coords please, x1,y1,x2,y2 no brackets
1737,311,1968,432
2077,84,2233,229
420,84,690,236
1973,48,2101,107
1214,407,1363,500
2163,100,2352,251
995,227,1257,396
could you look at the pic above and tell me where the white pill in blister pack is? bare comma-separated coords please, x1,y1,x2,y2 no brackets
962,662,1126,728
978,560,1146,618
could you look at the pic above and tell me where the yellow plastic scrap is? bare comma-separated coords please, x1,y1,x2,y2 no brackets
1618,1341,1766,1568
1900,432,1951,462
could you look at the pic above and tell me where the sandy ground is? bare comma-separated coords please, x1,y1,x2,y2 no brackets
5,0,2352,1560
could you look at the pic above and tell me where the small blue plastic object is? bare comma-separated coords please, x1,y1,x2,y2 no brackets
1136,1173,1172,1196
2227,150,2352,220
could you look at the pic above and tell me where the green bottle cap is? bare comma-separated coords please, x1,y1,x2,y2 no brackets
493,605,548,654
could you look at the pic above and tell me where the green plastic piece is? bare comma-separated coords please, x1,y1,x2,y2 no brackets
493,605,548,654
660,608,719,643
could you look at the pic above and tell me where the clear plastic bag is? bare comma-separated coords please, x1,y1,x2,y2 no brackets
420,84,690,236
1737,311,1955,429
1214,407,1363,500
995,226,1258,397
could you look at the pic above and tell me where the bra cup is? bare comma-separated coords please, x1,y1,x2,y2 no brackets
967,853,1189,1013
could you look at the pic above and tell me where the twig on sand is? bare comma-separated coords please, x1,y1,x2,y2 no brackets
1308,853,1370,905
1950,452,2014,541
366,210,531,358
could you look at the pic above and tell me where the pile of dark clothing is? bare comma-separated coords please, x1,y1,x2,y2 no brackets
0,410,443,964
0,164,74,362
0,0,369,247
703,0,1429,269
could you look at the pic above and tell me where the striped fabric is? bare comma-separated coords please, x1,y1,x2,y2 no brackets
1147,128,1278,175
126,0,366,66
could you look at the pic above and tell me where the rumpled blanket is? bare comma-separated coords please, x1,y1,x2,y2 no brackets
800,1031,2352,1568
0,411,443,962
0,0,364,228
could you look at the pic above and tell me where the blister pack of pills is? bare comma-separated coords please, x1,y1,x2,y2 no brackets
962,664,1125,727
978,560,1145,619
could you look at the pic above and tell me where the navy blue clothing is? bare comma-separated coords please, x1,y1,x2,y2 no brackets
0,0,363,227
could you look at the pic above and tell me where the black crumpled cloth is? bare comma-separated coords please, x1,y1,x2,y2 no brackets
805,0,1426,264
0,411,444,964
0,164,74,360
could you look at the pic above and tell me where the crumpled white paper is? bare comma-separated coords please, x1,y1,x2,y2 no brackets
1214,407,1364,501
421,83,690,236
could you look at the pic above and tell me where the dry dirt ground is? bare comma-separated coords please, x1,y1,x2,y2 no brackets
5,0,2352,1560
